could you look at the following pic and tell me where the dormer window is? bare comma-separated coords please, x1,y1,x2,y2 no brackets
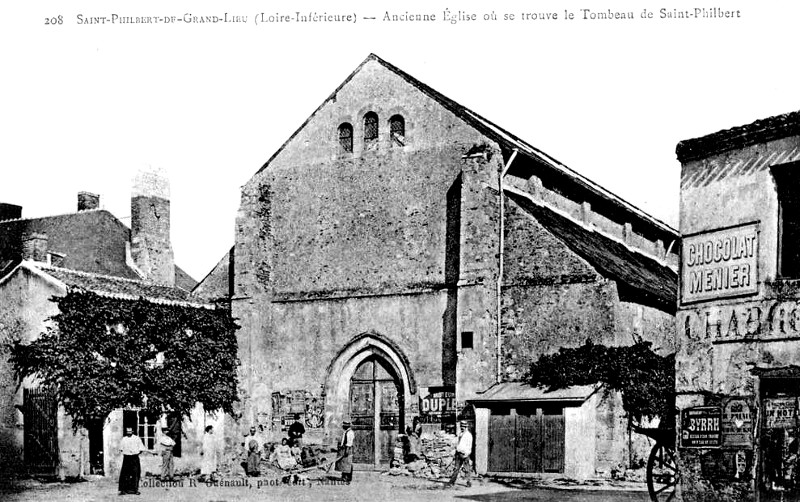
389,115,405,147
338,123,353,153
364,112,378,148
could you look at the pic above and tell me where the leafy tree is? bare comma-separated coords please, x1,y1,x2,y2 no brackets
11,288,240,430
527,340,675,425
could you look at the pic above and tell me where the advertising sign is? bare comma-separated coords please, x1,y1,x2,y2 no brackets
722,398,753,447
681,406,722,448
682,222,759,304
764,397,797,429
418,386,456,430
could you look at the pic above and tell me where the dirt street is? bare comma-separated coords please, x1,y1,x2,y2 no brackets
0,472,652,502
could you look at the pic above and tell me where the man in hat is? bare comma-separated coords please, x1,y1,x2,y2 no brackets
288,414,306,447
447,421,473,488
118,427,146,495
335,420,355,483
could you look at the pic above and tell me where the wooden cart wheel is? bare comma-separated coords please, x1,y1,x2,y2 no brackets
647,442,679,502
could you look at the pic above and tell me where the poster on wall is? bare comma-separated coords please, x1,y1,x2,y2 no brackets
418,386,456,433
764,397,797,429
722,398,753,447
271,390,325,430
680,406,722,448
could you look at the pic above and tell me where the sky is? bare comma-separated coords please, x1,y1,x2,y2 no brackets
2,0,799,282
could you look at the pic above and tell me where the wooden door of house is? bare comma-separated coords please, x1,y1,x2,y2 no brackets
349,357,403,467
23,388,59,476
88,419,104,475
488,406,565,473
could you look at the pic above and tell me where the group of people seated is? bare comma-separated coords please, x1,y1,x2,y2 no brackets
241,415,316,476
267,438,319,470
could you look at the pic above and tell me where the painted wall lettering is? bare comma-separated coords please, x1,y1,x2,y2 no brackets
682,300,800,343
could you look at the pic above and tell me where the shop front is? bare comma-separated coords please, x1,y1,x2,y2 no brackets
675,110,800,501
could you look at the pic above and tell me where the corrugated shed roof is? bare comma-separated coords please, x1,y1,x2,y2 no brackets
471,382,600,403
506,187,677,313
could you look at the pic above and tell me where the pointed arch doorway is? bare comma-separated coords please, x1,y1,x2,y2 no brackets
349,356,403,466
325,333,415,470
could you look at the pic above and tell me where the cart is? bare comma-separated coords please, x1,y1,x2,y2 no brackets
634,425,679,502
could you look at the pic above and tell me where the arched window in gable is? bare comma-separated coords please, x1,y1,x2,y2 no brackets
339,123,353,153
364,112,379,148
389,115,405,147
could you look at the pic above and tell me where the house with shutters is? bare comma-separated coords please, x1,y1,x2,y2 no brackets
193,54,679,480
0,170,224,479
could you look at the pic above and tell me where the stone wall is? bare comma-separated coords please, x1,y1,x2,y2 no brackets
233,58,501,433
0,266,63,476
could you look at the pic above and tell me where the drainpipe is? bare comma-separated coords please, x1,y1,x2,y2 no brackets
497,149,518,383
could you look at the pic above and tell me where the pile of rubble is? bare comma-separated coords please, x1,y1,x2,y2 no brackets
386,430,457,480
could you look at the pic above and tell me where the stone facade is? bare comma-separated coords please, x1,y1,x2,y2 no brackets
675,111,800,501
205,54,678,478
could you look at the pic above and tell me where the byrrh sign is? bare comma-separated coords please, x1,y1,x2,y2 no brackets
682,222,759,304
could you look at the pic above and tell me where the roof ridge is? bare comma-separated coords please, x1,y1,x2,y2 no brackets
369,55,678,236
676,109,800,163
503,185,676,272
28,262,217,309
0,208,108,224
36,262,177,288
254,53,675,236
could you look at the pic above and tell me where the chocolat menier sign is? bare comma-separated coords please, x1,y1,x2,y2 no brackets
682,222,759,304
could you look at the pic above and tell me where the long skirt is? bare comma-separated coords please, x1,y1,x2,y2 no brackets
161,449,174,480
246,450,260,476
201,451,217,476
334,447,352,475
118,454,141,494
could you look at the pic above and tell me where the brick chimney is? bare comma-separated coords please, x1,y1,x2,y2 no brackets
22,233,48,262
78,192,100,211
130,168,175,286
0,203,22,221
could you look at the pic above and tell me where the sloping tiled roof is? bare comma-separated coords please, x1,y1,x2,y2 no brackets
31,263,213,308
0,209,197,291
506,187,677,313
0,209,140,279
676,110,800,163
191,246,234,300
255,53,676,239
471,382,600,404
174,265,198,293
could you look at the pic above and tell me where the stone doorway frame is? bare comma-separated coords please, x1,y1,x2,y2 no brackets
323,332,416,465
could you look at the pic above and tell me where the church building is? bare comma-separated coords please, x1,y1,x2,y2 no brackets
196,54,678,479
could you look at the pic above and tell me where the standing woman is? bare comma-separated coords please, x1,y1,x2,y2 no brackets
200,425,217,481
159,429,176,481
335,420,355,483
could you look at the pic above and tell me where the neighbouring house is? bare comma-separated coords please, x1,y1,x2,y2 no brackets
675,110,800,501
0,170,226,479
193,54,678,480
